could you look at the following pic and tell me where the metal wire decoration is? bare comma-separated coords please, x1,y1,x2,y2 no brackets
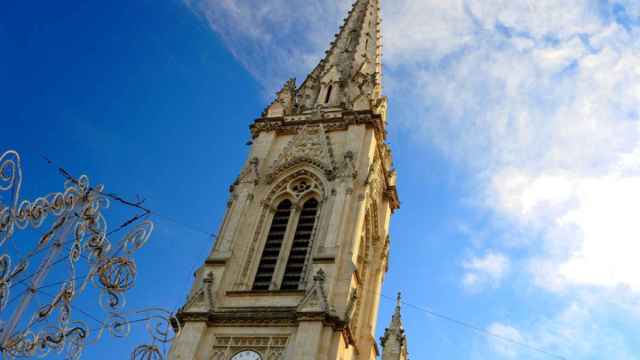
0,150,179,359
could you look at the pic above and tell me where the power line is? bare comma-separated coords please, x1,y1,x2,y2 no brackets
42,155,216,239
378,292,567,360
36,287,105,326
147,212,215,239
334,268,567,359
332,266,567,359
107,211,150,237
10,250,69,290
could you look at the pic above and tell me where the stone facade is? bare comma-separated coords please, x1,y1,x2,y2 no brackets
169,0,407,359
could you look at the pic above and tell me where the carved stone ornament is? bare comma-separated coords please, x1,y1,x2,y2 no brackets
237,157,260,185
365,156,384,201
336,150,358,179
266,125,337,183
263,78,297,118
264,169,326,206
344,288,358,323
211,336,288,360
183,272,215,312
204,272,215,311
250,110,384,141
297,269,330,313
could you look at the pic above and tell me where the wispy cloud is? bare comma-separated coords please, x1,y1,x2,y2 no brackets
389,0,640,297
462,251,510,291
183,0,352,92
486,323,524,359
480,298,637,359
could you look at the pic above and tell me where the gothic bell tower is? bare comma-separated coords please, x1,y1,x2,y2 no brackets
170,0,400,359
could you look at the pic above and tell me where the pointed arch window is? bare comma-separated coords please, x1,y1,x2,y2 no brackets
281,198,319,290
324,85,333,104
253,200,293,290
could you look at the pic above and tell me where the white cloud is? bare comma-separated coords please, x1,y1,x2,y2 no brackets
462,252,510,290
466,0,603,38
486,323,524,359
547,173,640,290
481,299,637,359
383,0,475,65
393,3,640,295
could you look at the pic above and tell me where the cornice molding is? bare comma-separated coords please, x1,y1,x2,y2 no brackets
250,110,385,140
175,307,349,330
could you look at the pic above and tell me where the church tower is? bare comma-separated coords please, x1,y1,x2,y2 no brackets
169,0,400,359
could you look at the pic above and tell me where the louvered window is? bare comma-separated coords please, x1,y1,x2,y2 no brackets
280,199,319,290
253,200,292,290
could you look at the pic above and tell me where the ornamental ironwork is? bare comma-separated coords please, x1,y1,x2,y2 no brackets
0,150,179,359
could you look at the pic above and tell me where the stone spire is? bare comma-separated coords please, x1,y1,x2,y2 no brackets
381,293,409,360
263,0,384,118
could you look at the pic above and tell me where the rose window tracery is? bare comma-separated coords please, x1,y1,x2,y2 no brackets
264,169,326,205
290,178,313,195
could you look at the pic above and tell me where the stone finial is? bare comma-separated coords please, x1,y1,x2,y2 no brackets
313,268,327,283
391,292,403,327
284,78,297,91
264,78,298,117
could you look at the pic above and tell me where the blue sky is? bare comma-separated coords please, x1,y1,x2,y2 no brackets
2,0,640,359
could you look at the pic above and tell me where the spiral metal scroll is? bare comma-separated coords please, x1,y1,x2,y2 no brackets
129,309,181,360
0,149,166,359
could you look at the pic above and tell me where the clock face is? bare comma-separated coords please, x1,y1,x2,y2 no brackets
230,350,262,360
